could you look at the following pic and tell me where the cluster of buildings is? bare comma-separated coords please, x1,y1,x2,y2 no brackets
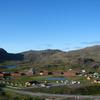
38,70,76,77
0,68,100,85
76,69,100,83
0,69,77,79
0,72,23,79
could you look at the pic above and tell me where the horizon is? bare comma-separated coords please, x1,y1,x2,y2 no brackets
0,0,100,53
1,44,100,53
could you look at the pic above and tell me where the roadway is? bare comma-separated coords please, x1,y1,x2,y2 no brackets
3,87,100,100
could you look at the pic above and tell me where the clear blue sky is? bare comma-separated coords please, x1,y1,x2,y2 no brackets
0,0,100,53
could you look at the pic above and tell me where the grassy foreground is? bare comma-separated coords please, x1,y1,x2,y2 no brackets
26,85,100,95
0,84,44,100
0,89,44,100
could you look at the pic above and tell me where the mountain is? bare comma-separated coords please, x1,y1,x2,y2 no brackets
0,45,100,70
19,45,100,70
0,48,24,62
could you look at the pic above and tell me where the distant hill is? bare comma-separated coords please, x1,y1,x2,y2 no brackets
20,45,100,70
0,45,100,70
0,48,24,62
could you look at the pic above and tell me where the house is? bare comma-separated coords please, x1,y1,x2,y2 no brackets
21,73,26,76
53,71,64,76
39,70,53,76
0,72,4,77
38,70,48,76
63,70,76,77
39,71,44,76
48,72,53,75
11,72,21,77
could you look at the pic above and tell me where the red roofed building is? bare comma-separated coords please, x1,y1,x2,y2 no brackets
11,72,21,77
63,70,76,77
0,73,4,77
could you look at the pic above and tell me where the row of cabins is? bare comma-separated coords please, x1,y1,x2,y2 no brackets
39,70,76,77
0,72,23,79
1,69,99,79
0,70,77,78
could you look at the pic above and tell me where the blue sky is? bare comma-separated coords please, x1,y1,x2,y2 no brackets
0,0,100,53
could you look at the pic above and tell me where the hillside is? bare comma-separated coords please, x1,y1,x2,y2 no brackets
0,48,24,62
19,45,100,70
0,45,100,70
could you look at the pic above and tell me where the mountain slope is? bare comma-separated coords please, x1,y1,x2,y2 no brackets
22,45,100,69
0,48,24,62
0,45,100,70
